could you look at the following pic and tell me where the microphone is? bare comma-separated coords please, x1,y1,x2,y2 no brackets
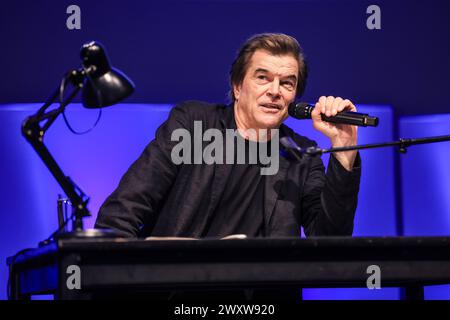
288,102,379,127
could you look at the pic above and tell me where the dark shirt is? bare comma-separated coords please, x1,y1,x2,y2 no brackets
205,136,269,238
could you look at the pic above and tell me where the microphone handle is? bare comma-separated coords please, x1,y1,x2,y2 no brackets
321,111,374,127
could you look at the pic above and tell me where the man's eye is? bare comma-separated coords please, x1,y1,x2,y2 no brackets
257,75,267,80
282,81,295,90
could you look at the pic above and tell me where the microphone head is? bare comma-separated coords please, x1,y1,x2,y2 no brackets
288,102,312,119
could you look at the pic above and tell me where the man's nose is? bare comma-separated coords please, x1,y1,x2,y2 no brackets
267,79,281,98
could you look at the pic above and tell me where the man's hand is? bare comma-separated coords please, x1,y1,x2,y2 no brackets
311,96,358,171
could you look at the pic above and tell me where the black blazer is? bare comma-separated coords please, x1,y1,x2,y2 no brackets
95,101,361,238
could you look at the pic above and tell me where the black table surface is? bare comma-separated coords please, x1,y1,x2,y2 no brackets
7,236,450,264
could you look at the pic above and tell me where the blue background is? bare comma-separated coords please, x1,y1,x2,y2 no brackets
1,0,450,115
1,0,450,300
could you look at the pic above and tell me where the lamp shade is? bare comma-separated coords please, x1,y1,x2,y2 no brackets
80,41,135,108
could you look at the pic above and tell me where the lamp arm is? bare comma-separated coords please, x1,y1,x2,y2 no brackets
21,70,90,231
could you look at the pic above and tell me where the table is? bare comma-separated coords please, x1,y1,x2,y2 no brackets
7,236,450,300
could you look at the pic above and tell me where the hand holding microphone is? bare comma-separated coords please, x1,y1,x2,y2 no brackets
290,96,365,171
288,98,379,127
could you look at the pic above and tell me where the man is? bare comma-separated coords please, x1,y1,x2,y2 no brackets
95,33,361,239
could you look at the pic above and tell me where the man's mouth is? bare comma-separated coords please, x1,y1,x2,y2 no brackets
260,103,282,110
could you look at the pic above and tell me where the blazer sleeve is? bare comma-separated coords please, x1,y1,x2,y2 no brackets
301,152,362,236
95,103,190,237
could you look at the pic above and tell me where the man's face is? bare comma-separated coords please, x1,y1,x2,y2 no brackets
233,50,299,130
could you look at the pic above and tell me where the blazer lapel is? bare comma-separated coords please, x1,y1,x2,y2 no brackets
200,106,235,231
263,124,307,232
210,105,236,208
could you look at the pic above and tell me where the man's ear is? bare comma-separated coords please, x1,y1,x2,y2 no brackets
233,83,241,100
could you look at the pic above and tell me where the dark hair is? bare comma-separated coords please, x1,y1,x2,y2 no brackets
229,33,308,101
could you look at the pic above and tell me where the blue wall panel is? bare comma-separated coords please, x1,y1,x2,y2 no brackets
399,114,450,299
